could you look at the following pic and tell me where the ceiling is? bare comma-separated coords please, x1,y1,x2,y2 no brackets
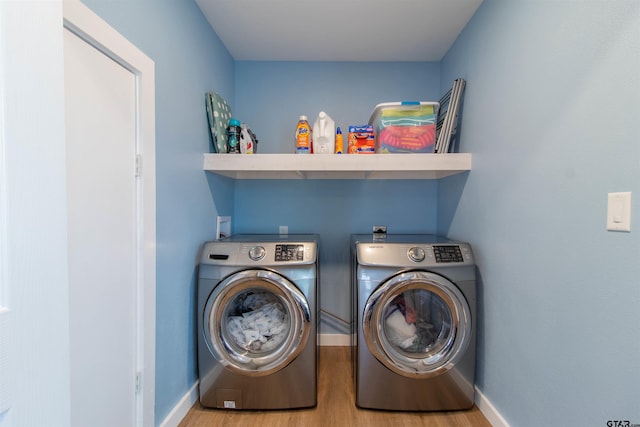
195,0,483,62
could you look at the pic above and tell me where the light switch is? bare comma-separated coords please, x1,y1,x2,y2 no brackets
607,192,631,232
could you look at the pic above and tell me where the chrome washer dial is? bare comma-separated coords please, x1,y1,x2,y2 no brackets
407,247,426,262
248,246,266,261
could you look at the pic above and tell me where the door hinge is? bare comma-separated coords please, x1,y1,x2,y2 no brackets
135,154,142,177
135,371,142,394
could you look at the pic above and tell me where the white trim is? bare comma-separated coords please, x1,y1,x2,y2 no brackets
0,1,7,309
0,6,10,417
159,382,199,427
319,333,350,346
475,386,510,427
62,2,156,426
0,307,11,415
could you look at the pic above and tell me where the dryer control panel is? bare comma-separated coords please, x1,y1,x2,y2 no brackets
354,238,474,268
432,245,464,263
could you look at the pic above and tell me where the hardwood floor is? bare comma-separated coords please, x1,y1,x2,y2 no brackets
179,347,491,427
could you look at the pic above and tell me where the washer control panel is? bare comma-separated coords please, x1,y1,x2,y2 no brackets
200,239,317,266
274,244,304,261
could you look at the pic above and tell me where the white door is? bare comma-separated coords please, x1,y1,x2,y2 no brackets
64,26,139,427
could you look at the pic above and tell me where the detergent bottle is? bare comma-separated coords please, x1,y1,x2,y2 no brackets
312,111,335,154
226,118,241,153
295,116,313,154
335,127,344,154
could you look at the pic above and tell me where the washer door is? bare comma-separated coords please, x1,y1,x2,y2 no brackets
203,269,311,376
363,270,471,378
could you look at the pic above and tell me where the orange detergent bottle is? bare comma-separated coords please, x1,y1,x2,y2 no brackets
295,116,313,154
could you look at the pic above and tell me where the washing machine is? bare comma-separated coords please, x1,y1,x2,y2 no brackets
197,234,319,410
351,234,476,411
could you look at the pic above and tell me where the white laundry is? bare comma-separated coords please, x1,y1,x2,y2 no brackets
227,301,289,352
242,292,276,311
385,308,417,349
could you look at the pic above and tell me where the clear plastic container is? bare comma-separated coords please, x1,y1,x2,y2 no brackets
369,102,440,153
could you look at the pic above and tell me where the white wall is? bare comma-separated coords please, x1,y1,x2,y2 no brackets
0,1,71,426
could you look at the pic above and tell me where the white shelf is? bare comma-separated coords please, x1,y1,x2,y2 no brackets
203,153,471,180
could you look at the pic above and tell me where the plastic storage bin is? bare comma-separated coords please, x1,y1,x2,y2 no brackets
369,101,440,153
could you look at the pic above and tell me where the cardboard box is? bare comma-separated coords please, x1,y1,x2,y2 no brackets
348,125,375,154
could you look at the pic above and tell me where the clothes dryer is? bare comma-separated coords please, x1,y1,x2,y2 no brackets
197,235,319,410
351,234,476,411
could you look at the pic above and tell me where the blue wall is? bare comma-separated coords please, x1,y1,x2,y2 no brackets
439,1,640,426
234,62,440,153
233,61,441,332
80,1,234,424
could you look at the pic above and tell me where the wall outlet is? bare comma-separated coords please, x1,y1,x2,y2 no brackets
216,216,231,240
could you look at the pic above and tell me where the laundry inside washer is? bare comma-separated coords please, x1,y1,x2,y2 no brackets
223,290,290,353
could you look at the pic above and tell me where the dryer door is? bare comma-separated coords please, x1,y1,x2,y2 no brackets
203,269,311,376
363,270,471,378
